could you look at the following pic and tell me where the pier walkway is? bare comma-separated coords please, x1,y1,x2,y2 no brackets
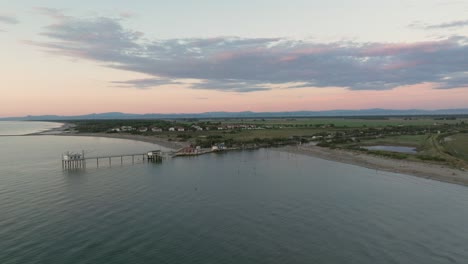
62,150,172,169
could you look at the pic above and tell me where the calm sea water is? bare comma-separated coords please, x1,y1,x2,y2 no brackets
1,123,468,263
0,121,63,136
364,145,417,154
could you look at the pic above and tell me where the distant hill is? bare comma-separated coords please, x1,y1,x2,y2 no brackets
2,109,468,120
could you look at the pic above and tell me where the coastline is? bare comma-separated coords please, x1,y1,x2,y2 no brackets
0,121,68,136
281,145,468,187
54,132,188,151
37,128,468,187
27,122,74,135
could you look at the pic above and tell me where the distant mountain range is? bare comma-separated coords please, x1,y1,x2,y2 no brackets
2,109,468,120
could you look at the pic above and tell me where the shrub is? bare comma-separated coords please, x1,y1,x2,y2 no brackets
416,155,446,162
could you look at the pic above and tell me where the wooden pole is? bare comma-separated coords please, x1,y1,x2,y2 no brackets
62,151,168,170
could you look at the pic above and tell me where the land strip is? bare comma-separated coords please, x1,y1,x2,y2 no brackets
38,116,468,186
283,145,468,187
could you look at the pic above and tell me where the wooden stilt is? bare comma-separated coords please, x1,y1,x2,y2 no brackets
62,150,166,170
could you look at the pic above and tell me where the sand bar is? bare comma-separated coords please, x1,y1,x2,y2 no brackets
282,145,468,187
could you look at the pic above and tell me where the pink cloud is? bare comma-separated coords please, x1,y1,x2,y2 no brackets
279,55,298,62
212,48,265,61
381,60,423,70
120,12,137,18
360,41,449,56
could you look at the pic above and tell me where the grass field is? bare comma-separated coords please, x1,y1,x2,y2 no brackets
443,133,468,161
360,134,428,148
215,117,467,128
215,128,321,141
350,133,468,167
160,128,321,143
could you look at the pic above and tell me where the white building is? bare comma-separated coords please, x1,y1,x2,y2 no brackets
191,125,203,131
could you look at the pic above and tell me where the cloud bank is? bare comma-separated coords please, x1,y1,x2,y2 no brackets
0,15,19,25
416,19,468,29
31,11,468,92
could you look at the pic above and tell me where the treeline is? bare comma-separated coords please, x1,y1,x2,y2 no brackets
194,136,295,148
70,120,173,133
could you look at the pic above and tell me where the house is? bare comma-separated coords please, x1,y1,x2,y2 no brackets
63,152,82,161
168,127,175,132
138,127,148,132
151,127,163,132
180,146,195,154
179,145,202,154
110,128,121,132
212,142,226,151
191,125,203,131
120,126,134,132
177,127,185,132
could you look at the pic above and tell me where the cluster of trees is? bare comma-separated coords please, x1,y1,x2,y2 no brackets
315,123,468,148
72,120,174,133
194,135,294,148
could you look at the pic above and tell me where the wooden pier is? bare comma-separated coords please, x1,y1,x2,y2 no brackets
62,150,167,170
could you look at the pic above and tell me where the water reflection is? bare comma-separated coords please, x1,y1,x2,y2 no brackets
362,145,417,154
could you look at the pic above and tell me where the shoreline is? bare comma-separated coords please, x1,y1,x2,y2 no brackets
33,128,468,187
27,122,74,135
281,145,468,187
54,132,188,151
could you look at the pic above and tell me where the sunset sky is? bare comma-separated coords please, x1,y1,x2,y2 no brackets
1,0,467,117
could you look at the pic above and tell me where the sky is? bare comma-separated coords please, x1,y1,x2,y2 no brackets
0,0,467,117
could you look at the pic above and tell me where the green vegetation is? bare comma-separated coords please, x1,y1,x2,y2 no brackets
70,120,174,133
361,134,427,148
216,117,463,128
416,155,446,162
365,150,409,160
442,133,468,161
68,116,468,167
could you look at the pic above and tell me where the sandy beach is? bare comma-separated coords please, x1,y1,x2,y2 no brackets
28,122,75,135
282,145,468,187
55,132,188,150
